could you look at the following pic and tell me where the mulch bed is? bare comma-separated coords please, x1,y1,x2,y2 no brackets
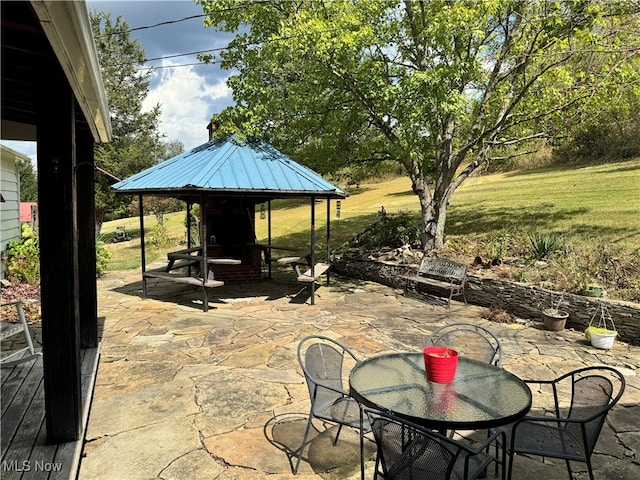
0,283,41,324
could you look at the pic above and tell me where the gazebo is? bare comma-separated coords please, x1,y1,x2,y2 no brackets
112,131,347,310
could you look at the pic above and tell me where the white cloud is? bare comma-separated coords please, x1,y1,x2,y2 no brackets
143,60,233,151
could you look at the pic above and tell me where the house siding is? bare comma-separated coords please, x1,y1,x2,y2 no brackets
1,145,26,278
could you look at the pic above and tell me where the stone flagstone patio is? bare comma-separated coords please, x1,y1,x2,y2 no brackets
77,266,640,480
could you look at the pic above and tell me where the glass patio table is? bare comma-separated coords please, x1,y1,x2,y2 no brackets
349,352,532,431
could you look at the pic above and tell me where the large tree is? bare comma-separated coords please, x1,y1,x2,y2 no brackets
197,0,639,251
548,12,640,161
91,11,163,233
17,157,37,202
126,140,186,227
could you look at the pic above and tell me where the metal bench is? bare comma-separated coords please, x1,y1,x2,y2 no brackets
404,257,468,308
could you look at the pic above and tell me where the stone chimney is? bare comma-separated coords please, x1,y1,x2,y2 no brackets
206,119,219,140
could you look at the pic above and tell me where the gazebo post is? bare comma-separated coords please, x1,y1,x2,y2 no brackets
268,200,273,279
186,199,192,247
200,193,209,312
139,195,147,298
310,196,316,305
111,134,347,308
186,199,194,276
326,199,331,286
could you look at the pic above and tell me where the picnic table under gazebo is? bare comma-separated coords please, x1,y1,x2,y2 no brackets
112,131,347,311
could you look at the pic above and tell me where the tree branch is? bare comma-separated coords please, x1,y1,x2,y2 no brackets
486,132,547,146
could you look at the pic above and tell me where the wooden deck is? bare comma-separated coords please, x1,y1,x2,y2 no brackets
1,346,100,480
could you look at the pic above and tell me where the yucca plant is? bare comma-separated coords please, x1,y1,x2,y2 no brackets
528,232,564,260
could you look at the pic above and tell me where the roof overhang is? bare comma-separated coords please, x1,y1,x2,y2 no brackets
1,1,111,143
1,143,31,163
116,188,348,201
110,134,348,200
30,1,111,143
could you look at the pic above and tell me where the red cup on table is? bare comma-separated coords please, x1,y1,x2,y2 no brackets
423,346,458,384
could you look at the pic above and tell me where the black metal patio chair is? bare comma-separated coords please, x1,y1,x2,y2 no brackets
494,365,626,480
365,408,506,480
294,335,369,474
426,323,503,367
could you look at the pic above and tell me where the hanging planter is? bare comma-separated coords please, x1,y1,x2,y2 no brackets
585,303,617,350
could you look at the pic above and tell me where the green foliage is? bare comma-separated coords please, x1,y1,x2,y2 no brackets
330,161,404,190
547,12,640,163
16,157,37,201
528,232,565,260
161,140,185,160
90,10,164,232
352,212,421,250
198,0,639,252
4,224,40,283
4,225,113,280
128,197,185,226
104,204,130,223
556,121,640,162
149,224,171,248
102,159,639,301
522,242,640,302
95,241,111,277
486,231,512,262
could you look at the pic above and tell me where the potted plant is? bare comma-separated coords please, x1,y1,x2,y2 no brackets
541,292,569,331
585,303,617,349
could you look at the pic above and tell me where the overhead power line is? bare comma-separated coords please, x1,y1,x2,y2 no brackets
138,61,222,71
128,14,207,33
94,1,270,38
101,9,638,71
119,26,351,70
144,46,226,63
94,14,206,38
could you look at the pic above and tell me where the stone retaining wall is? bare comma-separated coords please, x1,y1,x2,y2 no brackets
332,254,640,345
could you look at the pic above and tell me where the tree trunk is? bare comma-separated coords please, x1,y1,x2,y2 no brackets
416,113,458,253
419,196,448,252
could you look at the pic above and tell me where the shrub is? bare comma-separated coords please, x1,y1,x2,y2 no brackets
5,224,114,281
486,230,511,262
330,161,404,189
5,224,40,283
354,211,421,249
96,241,111,277
149,224,171,248
528,232,564,260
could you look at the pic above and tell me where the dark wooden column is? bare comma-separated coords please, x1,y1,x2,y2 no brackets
76,125,98,348
37,58,82,443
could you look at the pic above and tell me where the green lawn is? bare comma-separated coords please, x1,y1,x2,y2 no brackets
102,158,639,272
448,161,640,249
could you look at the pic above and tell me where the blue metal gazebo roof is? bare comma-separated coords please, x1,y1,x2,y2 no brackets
112,134,346,199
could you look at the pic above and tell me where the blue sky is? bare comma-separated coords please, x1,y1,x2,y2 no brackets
3,0,235,163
